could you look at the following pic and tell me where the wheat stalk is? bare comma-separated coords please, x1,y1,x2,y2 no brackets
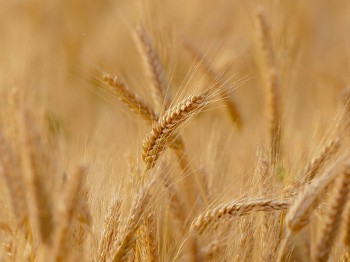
52,166,86,262
313,163,350,262
191,198,289,234
19,109,54,244
0,133,28,227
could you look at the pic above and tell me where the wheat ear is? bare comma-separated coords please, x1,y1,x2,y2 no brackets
343,203,350,253
0,133,28,227
52,166,86,262
286,162,342,233
99,200,122,262
134,27,168,113
142,92,209,170
103,74,157,125
303,138,340,183
191,198,289,234
313,164,350,262
255,8,281,162
19,109,54,244
139,213,157,262
103,74,185,150
111,181,153,261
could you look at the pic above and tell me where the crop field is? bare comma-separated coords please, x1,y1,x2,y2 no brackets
0,0,350,261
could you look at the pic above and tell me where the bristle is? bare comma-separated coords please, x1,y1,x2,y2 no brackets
183,39,242,129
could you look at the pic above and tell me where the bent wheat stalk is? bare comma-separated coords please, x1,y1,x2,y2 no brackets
191,198,290,234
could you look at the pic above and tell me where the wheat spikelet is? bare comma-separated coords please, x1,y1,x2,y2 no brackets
134,27,168,113
142,92,209,170
191,198,289,234
255,7,281,162
111,181,153,261
343,203,350,252
286,162,342,233
139,213,157,262
303,138,340,183
201,238,226,260
235,217,255,262
19,109,54,244
52,166,86,262
183,39,242,129
0,133,28,227
313,164,350,262
99,200,122,262
103,74,157,125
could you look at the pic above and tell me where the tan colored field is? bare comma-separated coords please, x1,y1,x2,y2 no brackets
1,0,350,261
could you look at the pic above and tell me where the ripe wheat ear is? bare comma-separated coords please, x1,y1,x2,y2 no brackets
103,74,157,125
255,7,281,163
142,91,211,170
191,198,290,234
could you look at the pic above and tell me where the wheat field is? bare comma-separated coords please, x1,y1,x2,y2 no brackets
1,0,350,261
